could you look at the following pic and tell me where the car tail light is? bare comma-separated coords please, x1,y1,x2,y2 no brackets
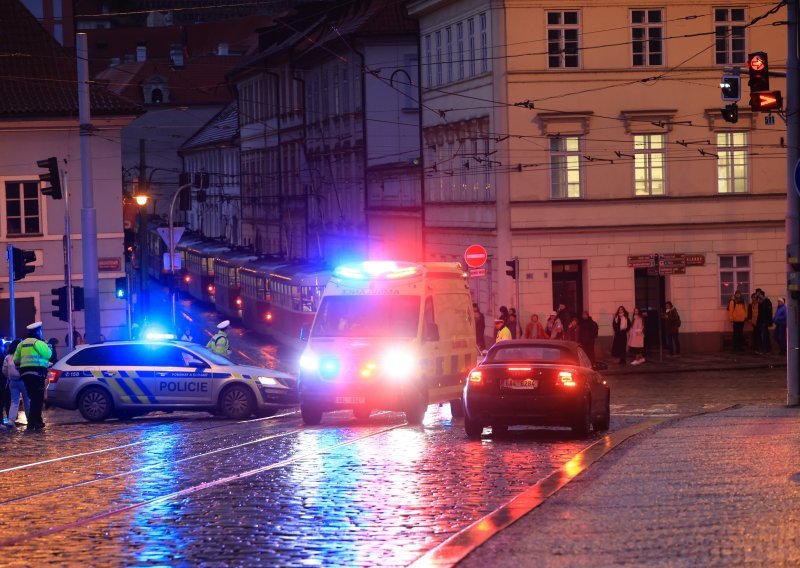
235,297,243,307
46,369,61,384
208,284,215,294
265,312,273,322
469,370,483,384
184,275,191,283
558,371,577,387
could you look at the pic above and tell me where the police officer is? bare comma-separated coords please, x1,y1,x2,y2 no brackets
494,318,512,343
206,320,231,356
14,322,52,430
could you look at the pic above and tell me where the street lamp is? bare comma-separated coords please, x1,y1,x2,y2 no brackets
134,194,149,206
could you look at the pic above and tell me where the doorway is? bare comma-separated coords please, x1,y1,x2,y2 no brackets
634,268,665,352
552,260,583,319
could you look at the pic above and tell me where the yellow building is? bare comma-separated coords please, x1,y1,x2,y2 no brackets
408,0,787,351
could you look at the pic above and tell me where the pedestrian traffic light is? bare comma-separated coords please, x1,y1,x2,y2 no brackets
747,52,770,93
721,103,739,124
720,74,741,102
750,91,783,112
73,286,85,311
505,258,518,280
11,247,36,281
51,286,68,322
115,276,128,299
36,157,62,200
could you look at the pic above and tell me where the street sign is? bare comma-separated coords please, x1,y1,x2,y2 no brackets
98,257,121,272
157,226,185,247
658,253,686,275
685,254,705,267
163,252,182,271
464,244,488,268
469,268,486,277
627,254,656,268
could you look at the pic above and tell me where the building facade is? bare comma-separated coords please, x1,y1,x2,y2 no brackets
408,0,787,351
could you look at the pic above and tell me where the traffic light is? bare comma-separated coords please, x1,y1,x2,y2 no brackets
51,286,68,322
194,172,209,189
721,104,739,124
36,157,62,200
750,91,783,111
115,276,128,299
747,52,770,93
73,286,85,311
720,74,741,102
505,258,518,280
11,247,36,281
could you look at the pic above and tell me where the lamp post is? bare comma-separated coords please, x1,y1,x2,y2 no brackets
168,183,193,328
134,192,149,326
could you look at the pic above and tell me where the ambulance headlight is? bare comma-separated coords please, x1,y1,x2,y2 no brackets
299,350,319,372
257,376,279,386
382,347,417,380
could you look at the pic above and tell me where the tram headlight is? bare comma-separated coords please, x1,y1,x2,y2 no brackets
382,347,417,380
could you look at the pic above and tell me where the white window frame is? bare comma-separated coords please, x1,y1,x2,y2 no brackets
549,136,582,199
716,131,748,194
719,254,751,306
4,180,42,237
547,10,580,69
631,9,664,67
446,26,453,83
633,134,666,196
468,18,476,76
457,23,465,80
715,7,746,65
435,30,443,86
480,12,488,73
424,34,432,88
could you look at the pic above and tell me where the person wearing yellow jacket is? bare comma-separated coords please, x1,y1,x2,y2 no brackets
14,322,52,430
728,290,748,353
206,320,232,356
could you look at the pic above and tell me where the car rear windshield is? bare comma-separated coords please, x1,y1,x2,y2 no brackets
486,345,578,364
312,295,420,338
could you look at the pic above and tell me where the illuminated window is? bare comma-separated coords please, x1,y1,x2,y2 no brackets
715,8,746,65
719,255,750,306
633,134,666,196
631,9,663,66
716,131,748,193
547,11,580,68
550,136,582,198
5,181,41,236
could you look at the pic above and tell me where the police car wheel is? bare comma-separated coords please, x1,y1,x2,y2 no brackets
78,387,113,422
219,384,255,420
300,403,323,425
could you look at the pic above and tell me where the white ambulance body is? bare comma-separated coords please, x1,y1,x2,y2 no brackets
297,261,477,424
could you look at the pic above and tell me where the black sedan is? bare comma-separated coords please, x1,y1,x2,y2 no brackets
462,340,610,439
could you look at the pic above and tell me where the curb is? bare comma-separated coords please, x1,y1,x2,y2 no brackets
603,360,785,376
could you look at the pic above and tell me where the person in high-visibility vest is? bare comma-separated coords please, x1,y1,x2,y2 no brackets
494,318,512,343
206,320,232,356
14,322,52,430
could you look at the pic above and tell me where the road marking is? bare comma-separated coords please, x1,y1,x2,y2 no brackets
409,418,670,568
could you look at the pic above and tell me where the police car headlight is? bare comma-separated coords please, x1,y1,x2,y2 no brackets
382,347,417,380
299,350,319,372
257,376,279,386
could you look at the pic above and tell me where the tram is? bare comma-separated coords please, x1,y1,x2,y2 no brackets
213,250,261,320
266,264,331,348
239,258,290,336
185,241,231,304
175,234,205,296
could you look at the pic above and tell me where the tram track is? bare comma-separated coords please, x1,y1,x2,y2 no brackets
0,417,407,549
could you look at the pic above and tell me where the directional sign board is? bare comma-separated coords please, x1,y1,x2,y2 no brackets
157,226,185,248
464,244,488,268
658,253,686,275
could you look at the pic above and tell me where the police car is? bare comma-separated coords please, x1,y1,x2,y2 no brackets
46,339,298,421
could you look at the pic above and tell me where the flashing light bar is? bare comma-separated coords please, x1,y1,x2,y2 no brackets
334,261,423,280
145,332,176,341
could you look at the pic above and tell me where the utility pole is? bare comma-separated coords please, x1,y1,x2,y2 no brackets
77,33,100,343
787,0,799,406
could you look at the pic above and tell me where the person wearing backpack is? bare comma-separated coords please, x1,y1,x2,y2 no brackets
663,301,681,356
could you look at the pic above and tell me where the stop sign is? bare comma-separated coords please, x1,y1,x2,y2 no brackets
464,244,488,268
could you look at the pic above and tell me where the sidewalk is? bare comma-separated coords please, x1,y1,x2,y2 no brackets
459,404,800,567
602,348,785,376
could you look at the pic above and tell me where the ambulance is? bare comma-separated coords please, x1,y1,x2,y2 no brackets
297,261,478,425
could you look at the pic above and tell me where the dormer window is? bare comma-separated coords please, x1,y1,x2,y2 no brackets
142,74,170,105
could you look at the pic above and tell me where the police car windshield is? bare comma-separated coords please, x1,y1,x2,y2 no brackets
312,295,420,338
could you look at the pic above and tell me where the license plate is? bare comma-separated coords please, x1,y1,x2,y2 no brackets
335,396,366,404
505,378,538,389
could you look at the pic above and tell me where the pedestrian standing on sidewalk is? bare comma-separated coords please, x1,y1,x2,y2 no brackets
612,306,631,365
628,307,646,365
564,316,579,342
773,297,787,355
755,289,773,354
524,313,545,339
728,289,748,352
547,311,564,339
507,310,520,339
3,339,28,428
473,303,486,350
578,310,599,364
749,292,760,352
663,301,681,356
14,322,52,430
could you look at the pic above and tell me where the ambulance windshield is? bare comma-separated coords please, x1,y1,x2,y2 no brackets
312,295,420,338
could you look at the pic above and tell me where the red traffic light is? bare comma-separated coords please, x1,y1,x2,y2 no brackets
750,91,782,111
748,54,766,72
